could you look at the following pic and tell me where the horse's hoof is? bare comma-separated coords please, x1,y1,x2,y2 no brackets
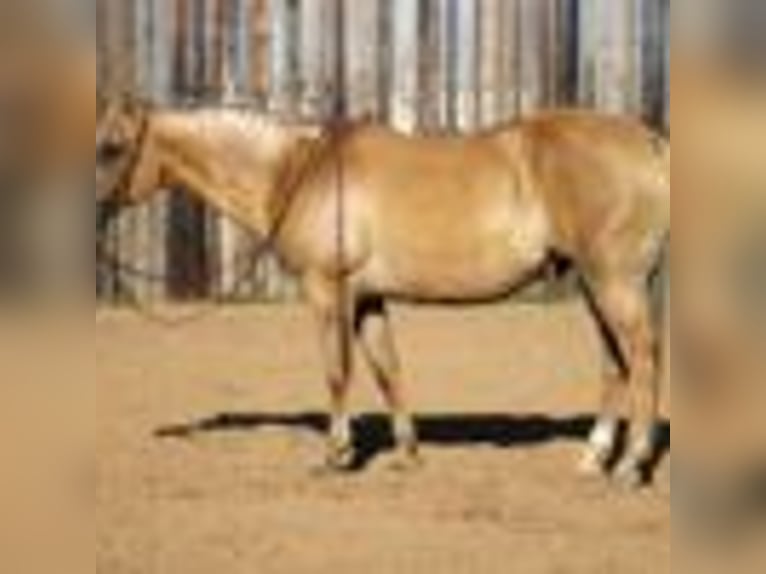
577,448,608,478
385,445,422,473
613,460,648,490
323,444,357,473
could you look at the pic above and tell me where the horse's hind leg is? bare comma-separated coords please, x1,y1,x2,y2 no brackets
305,273,356,471
585,274,660,487
581,362,625,473
578,280,627,476
355,296,419,469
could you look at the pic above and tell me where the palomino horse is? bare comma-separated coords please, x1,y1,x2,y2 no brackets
96,100,669,486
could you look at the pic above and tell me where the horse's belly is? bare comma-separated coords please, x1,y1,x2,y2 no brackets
370,265,534,301
359,189,552,301
363,233,548,301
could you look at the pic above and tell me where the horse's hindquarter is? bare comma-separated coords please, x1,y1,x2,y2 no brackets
299,128,554,300
520,113,670,274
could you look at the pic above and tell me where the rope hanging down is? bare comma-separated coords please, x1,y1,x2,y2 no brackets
332,0,353,378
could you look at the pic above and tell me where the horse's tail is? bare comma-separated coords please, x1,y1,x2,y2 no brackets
650,134,671,387
650,132,670,192
652,136,671,262
650,233,671,390
660,140,670,189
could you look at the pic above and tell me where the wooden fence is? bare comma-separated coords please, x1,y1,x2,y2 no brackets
96,0,670,303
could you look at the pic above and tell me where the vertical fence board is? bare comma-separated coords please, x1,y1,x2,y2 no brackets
346,0,381,120
454,0,479,130
390,0,419,132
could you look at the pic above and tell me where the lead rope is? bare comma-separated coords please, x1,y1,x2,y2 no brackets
97,235,265,327
331,119,352,379
332,0,353,379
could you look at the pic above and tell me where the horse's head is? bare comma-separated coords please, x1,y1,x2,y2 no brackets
96,94,153,207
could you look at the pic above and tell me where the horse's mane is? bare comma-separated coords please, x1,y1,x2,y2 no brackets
129,96,335,133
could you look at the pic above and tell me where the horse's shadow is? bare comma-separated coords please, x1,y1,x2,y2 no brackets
156,410,670,479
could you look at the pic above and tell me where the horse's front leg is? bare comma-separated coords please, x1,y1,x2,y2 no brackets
305,274,356,471
355,296,419,469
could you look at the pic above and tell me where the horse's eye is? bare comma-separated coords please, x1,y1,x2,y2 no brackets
97,142,125,164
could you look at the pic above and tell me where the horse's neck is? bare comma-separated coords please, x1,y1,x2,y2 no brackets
155,110,288,235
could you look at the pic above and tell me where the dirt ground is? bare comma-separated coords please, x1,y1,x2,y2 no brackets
90,301,669,574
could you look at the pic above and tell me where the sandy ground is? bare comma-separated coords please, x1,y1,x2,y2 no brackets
89,301,670,574
0,300,670,573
